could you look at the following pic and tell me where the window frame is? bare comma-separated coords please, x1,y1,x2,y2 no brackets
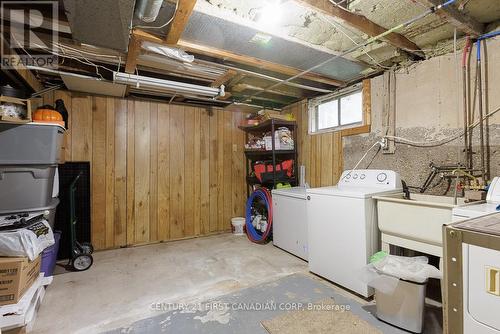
308,82,366,135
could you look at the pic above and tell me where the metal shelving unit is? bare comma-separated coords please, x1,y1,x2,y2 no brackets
239,119,298,197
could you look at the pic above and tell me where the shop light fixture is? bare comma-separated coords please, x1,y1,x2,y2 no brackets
113,72,224,98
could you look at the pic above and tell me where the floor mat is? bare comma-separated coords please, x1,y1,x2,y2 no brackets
261,298,382,334
102,273,440,334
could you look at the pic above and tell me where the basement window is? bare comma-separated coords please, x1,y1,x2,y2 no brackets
309,83,364,134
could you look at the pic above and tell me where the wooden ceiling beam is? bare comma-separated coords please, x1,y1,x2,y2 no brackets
295,0,425,58
133,29,346,87
0,35,44,93
414,0,484,37
210,69,237,88
177,40,346,87
217,92,232,101
232,83,302,98
125,33,142,74
165,0,197,44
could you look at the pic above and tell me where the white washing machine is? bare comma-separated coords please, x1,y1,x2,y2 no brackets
272,187,308,261
462,242,500,333
453,177,500,222
306,169,402,298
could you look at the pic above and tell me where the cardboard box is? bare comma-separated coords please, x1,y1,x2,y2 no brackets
0,96,32,123
0,257,40,306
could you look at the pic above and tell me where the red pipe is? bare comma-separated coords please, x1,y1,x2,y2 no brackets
462,36,471,68
462,36,472,169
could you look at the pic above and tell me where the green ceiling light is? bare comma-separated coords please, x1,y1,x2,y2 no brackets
250,33,273,45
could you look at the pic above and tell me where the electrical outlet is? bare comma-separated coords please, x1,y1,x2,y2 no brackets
379,138,388,150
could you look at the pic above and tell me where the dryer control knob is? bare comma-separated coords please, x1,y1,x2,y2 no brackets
377,172,388,182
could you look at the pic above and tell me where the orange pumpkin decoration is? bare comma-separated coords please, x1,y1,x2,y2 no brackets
33,108,63,122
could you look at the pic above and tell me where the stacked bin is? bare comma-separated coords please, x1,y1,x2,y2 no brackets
0,122,65,275
0,123,64,216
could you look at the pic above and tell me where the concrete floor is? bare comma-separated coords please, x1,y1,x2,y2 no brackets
32,234,308,334
102,272,444,334
32,233,443,334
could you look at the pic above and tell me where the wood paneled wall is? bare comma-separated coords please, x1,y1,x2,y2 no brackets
285,100,344,188
41,91,246,250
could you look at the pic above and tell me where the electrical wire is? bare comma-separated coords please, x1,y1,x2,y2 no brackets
341,141,383,181
384,105,500,147
322,14,394,71
237,0,458,104
11,32,118,79
54,43,121,59
133,0,179,30
344,104,500,178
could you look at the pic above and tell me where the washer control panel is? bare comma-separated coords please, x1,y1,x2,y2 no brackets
339,169,402,190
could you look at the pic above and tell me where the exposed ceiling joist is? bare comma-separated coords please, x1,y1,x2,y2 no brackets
294,0,425,58
1,35,44,93
133,29,346,87
217,92,232,100
415,0,484,37
210,69,237,88
125,34,142,73
178,40,346,87
165,0,197,44
232,83,302,98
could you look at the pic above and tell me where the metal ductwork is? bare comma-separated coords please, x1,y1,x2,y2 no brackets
135,0,164,23
62,0,135,51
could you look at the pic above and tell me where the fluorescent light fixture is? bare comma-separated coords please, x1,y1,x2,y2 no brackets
113,72,224,98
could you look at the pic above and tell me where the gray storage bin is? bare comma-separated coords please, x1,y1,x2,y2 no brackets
0,123,64,164
375,279,427,333
0,198,59,229
0,165,56,211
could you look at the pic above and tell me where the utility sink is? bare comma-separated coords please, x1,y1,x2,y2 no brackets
374,193,473,257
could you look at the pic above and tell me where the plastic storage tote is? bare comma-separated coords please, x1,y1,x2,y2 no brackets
0,198,59,229
0,165,56,211
40,231,61,276
375,279,427,333
0,122,64,164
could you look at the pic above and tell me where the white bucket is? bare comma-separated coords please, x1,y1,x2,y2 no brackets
231,217,245,235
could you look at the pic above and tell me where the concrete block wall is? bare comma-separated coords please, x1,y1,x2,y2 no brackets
344,37,500,194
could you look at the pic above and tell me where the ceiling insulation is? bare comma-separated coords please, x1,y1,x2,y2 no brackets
181,11,369,82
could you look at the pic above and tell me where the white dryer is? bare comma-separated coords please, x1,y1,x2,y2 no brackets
306,169,402,297
453,177,500,222
272,187,308,260
463,243,500,333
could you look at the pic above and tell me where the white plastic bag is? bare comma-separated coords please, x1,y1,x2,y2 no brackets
360,253,441,294
143,42,195,63
0,220,54,260
372,255,441,283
